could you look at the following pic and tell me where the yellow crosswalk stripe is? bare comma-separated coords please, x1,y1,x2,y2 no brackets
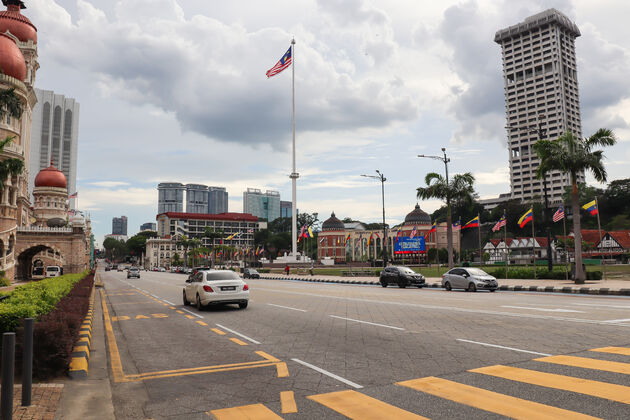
307,389,428,420
208,403,283,419
590,347,630,356
397,376,599,420
536,355,630,375
471,365,630,404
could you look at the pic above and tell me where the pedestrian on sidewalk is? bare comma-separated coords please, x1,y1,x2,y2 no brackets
285,265,290,276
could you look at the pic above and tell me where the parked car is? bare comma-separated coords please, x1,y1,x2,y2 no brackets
45,266,62,278
183,270,249,310
187,266,211,281
158,267,166,272
379,266,425,288
127,267,140,279
442,267,498,292
243,268,260,279
117,266,124,272
104,266,111,271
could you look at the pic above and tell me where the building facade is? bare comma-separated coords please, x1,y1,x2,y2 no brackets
140,222,156,232
495,9,584,204
158,182,185,213
112,215,127,235
243,188,280,221
208,186,228,214
29,88,79,205
280,200,297,219
185,183,208,213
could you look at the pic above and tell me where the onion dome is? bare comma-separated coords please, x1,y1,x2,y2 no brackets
404,204,431,225
34,160,67,189
322,212,344,231
0,1,37,44
0,32,24,80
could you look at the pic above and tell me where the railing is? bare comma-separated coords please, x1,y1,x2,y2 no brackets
17,226,73,233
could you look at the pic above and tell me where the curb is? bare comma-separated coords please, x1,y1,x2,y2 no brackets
259,275,630,296
69,281,95,379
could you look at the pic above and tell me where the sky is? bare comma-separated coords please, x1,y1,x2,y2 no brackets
24,0,630,247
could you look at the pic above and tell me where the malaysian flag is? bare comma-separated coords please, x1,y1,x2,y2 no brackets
552,206,565,223
266,47,292,78
409,225,417,239
492,215,506,232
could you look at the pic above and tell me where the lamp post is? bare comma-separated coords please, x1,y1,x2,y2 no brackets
361,170,388,267
418,148,454,269
506,119,553,271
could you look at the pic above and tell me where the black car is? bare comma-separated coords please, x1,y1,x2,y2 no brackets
243,268,260,279
379,266,425,288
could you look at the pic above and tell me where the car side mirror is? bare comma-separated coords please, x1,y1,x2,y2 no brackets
463,273,469,278
185,279,192,283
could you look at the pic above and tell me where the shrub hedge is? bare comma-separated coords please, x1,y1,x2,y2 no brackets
485,267,603,280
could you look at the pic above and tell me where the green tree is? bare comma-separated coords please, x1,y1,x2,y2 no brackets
534,129,616,283
0,89,25,191
126,234,147,258
0,136,24,191
171,253,181,267
417,172,476,268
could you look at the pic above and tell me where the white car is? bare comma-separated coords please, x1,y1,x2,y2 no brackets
45,265,61,277
183,270,249,310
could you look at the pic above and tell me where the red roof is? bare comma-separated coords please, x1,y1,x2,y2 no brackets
608,230,630,249
0,4,37,43
34,163,67,188
580,230,601,246
157,212,258,222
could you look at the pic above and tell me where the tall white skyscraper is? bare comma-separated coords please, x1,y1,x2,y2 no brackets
29,88,80,205
243,188,280,221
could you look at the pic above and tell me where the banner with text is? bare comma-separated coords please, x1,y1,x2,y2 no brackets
394,236,426,254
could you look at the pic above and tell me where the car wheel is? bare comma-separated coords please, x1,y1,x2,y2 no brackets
183,291,190,306
239,301,248,309
196,294,204,311
381,281,388,288
398,278,407,288
444,281,452,291
468,283,477,292
489,288,496,292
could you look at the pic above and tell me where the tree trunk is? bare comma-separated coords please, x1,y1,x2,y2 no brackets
571,175,585,284
446,205,453,269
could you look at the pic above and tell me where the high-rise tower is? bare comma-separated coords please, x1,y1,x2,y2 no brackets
158,182,184,213
495,9,584,204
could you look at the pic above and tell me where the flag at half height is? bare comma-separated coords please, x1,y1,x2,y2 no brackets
462,216,479,229
68,191,78,199
518,208,533,228
552,206,565,222
582,200,598,216
266,47,292,78
492,215,506,232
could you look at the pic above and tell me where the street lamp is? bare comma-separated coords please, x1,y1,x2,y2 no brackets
418,148,454,268
505,118,553,271
361,170,388,267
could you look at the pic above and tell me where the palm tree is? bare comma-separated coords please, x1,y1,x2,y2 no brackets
417,172,476,268
534,129,616,284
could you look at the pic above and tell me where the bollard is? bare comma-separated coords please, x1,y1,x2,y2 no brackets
21,318,34,407
1,332,16,420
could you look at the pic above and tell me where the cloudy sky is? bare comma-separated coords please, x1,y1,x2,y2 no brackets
25,0,630,245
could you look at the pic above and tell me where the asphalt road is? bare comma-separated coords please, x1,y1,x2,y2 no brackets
99,268,630,419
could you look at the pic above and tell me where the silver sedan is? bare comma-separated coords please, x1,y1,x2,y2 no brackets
441,267,498,292
183,270,250,310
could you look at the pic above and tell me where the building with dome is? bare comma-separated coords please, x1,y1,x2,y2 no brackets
317,205,460,264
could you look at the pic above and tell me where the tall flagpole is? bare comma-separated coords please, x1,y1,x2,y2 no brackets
477,213,482,266
504,209,508,280
595,196,606,280
562,205,568,281
290,38,299,259
532,211,537,279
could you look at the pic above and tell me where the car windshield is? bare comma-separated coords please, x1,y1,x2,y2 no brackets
249,270,259,274
130,268,139,272
205,272,240,281
47,267,59,272
465,268,489,276
398,267,415,274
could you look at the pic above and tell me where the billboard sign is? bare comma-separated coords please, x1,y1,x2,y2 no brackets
394,236,426,254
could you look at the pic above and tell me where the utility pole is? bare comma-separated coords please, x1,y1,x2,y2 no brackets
361,171,388,267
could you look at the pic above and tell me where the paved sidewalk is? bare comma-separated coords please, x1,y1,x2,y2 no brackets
262,273,630,295
2,384,63,420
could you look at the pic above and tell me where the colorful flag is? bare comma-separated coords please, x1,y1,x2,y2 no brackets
255,246,260,256
374,232,381,239
307,226,315,238
582,200,598,216
552,206,565,223
426,222,437,237
266,47,292,78
518,208,533,228
367,233,373,246
452,220,461,231
410,226,417,239
394,227,403,243
492,215,506,232
344,233,351,245
68,191,78,199
462,216,480,229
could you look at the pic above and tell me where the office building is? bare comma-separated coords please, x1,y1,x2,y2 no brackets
495,9,584,204
208,186,228,214
112,216,128,235
185,184,208,213
280,200,298,219
140,222,156,232
29,88,80,204
243,188,280,221
158,182,185,213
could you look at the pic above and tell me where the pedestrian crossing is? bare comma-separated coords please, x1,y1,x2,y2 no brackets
207,345,630,419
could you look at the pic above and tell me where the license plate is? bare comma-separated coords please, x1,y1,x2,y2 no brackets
221,286,236,291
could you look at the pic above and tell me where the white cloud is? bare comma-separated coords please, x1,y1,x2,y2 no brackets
87,181,131,187
474,167,510,186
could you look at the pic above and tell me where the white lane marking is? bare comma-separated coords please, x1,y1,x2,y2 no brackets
291,358,363,389
253,287,630,328
267,303,307,312
215,324,261,344
456,339,552,356
501,305,585,313
573,303,630,309
162,299,175,305
180,308,204,319
602,318,630,323
329,315,405,331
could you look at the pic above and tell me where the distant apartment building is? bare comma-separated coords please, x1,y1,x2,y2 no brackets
140,222,157,232
112,216,128,235
185,184,208,213
158,182,185,213
29,89,80,205
495,9,584,204
208,186,228,214
243,188,280,221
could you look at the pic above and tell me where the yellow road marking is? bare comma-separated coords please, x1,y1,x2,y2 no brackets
185,315,195,319
152,314,168,318
176,310,185,314
162,303,169,306
196,321,208,326
129,362,279,381
111,316,130,322
397,376,599,420
536,355,630,375
256,351,280,362
100,290,126,382
229,338,248,346
276,363,289,378
211,328,226,335
471,365,630,404
308,390,427,420
136,315,150,319
280,391,297,413
591,347,630,356
208,403,283,419
169,306,176,310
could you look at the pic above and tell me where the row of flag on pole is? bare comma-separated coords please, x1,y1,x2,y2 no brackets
197,246,266,259
491,199,599,231
297,224,315,242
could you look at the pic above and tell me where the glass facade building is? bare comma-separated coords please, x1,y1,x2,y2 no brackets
243,188,281,221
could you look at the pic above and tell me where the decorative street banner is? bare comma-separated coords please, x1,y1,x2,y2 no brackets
394,236,426,254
